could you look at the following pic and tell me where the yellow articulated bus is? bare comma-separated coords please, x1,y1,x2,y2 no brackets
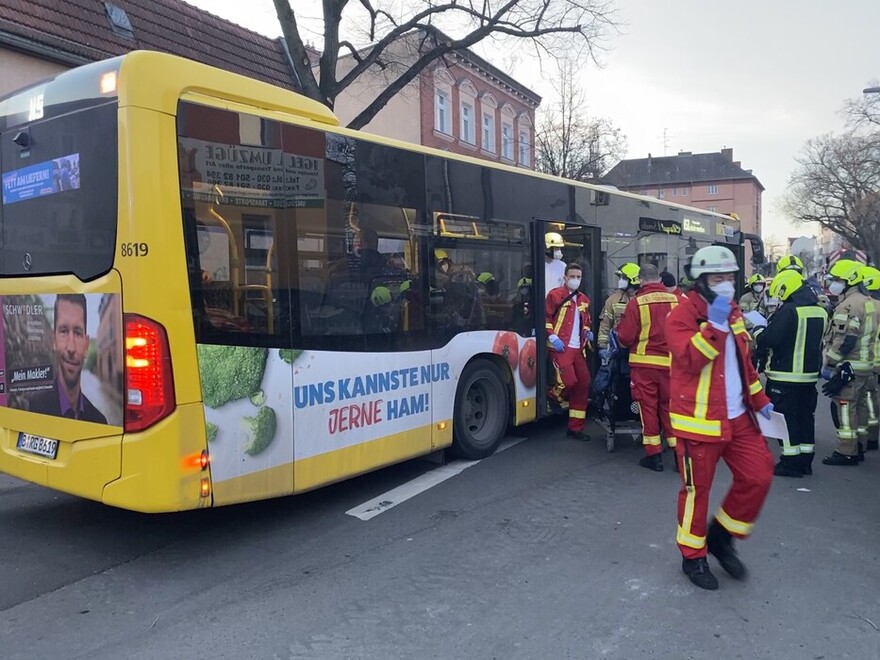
0,51,756,512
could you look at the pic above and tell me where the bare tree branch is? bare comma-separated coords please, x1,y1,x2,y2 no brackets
272,0,321,101
534,60,626,180
271,0,618,127
783,131,880,263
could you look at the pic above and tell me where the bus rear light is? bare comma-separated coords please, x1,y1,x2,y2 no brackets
200,478,211,498
200,450,209,470
124,314,175,433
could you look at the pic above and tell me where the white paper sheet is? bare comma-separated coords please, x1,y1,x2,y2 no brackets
743,310,768,328
758,411,789,441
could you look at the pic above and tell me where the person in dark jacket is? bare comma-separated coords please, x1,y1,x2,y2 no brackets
754,270,827,477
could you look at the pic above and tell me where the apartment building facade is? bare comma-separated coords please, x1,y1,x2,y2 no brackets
332,31,540,169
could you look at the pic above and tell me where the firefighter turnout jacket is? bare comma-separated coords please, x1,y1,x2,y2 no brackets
666,290,771,442
597,289,633,348
825,286,878,376
617,282,679,369
545,286,592,349
755,286,827,383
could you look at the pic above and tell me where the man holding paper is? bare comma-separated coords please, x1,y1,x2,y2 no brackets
754,270,827,477
666,246,775,591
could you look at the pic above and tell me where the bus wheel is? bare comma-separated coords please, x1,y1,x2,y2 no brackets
451,360,509,460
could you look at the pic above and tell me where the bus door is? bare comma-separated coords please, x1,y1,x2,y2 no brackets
532,220,601,419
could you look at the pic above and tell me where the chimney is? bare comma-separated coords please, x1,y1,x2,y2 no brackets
733,161,741,168
721,147,733,160
678,151,692,156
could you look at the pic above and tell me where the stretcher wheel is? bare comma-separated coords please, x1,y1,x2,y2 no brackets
606,430,615,452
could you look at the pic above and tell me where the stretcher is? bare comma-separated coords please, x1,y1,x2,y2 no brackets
591,337,642,452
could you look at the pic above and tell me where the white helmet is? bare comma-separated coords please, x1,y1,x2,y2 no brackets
689,246,739,278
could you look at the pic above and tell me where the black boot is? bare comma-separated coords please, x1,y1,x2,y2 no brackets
638,454,663,472
773,459,803,478
707,520,747,580
801,455,813,475
822,451,859,466
566,429,591,441
858,443,865,462
682,557,718,590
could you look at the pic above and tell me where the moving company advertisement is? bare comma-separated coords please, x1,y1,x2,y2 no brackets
0,293,123,425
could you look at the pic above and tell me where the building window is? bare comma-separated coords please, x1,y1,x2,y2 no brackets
435,91,450,134
518,130,530,166
707,206,718,212
658,189,665,199
682,188,688,196
707,184,718,195
460,102,474,144
672,188,678,197
502,123,513,160
482,113,495,152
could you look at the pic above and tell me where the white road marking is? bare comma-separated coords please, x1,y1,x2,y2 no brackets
345,437,526,521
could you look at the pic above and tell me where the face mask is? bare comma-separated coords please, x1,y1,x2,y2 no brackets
828,281,846,296
752,284,765,294
709,281,735,299
553,249,563,261
617,278,629,289
566,277,581,291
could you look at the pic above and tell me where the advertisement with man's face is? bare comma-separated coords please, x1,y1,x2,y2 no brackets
0,293,123,425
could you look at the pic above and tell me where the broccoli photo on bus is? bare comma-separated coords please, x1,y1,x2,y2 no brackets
197,345,268,408
243,406,277,456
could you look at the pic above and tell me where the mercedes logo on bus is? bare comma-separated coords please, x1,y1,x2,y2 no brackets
22,253,32,271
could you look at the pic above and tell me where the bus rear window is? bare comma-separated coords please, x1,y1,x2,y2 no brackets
0,103,117,280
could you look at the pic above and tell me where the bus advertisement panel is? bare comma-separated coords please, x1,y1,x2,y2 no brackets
0,293,123,426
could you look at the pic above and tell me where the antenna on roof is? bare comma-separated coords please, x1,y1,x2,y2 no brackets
657,128,674,156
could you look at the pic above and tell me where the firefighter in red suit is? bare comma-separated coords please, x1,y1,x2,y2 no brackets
617,264,680,471
666,246,775,591
546,263,593,440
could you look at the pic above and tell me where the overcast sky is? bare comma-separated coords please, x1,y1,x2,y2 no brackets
186,0,880,241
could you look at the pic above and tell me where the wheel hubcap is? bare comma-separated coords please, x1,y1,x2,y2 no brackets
463,379,490,440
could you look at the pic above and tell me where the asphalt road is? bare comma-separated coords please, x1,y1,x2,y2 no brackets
1,402,879,660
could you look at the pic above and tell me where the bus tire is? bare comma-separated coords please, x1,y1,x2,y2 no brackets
451,359,509,460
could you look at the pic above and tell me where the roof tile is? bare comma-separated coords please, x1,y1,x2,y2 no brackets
0,0,298,91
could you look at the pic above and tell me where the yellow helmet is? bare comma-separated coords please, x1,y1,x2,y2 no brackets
545,232,565,249
768,270,803,302
827,258,863,286
434,249,450,262
746,274,765,288
370,286,392,306
861,265,880,291
476,272,496,285
616,262,641,286
776,255,804,274
399,279,413,294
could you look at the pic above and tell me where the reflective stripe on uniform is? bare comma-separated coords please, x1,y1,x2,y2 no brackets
569,409,586,419
749,380,762,395
667,436,677,448
716,507,754,537
670,412,721,436
800,443,815,454
691,333,719,360
642,434,662,446
836,401,856,439
780,435,801,456
694,363,712,419
765,370,819,383
678,455,704,549
629,353,671,367
635,302,651,356
866,390,878,426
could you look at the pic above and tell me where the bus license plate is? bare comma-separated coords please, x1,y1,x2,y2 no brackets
16,433,59,460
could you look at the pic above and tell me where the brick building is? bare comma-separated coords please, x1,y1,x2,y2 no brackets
0,0,301,98
332,30,540,169
603,148,764,262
